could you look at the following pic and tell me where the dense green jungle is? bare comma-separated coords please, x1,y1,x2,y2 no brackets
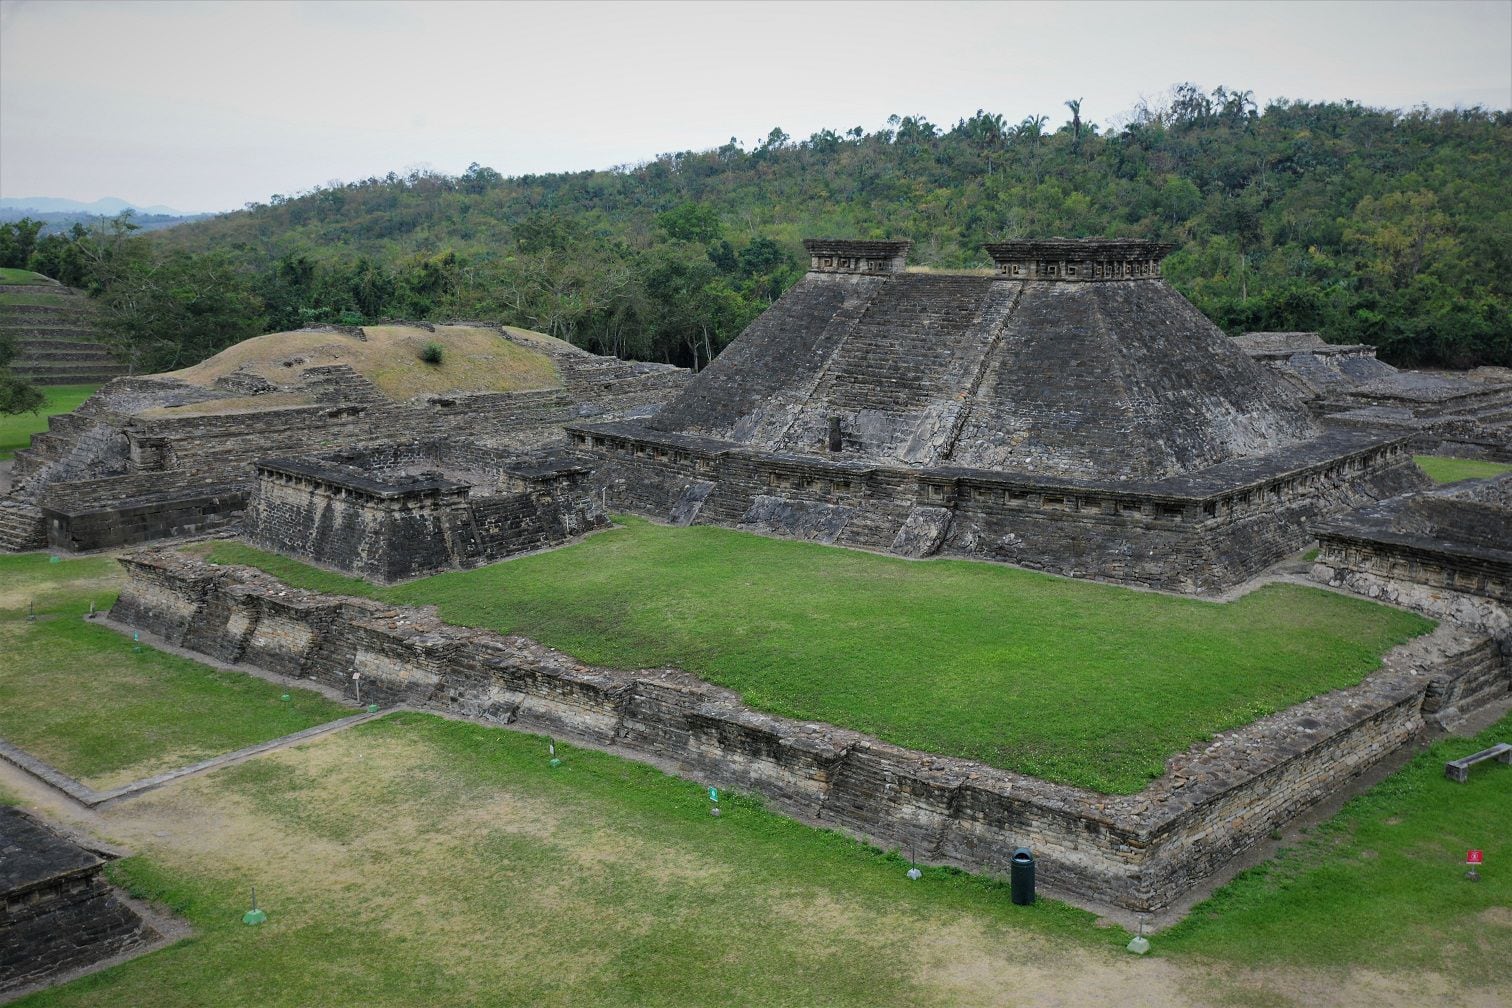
2,85,1508,390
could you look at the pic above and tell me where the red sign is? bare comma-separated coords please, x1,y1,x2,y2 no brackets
1467,850,1484,865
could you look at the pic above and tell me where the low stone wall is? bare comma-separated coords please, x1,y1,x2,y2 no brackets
1312,476,1511,638
111,551,1509,914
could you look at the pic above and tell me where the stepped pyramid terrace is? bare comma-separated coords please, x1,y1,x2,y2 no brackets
0,274,128,386
570,238,1427,592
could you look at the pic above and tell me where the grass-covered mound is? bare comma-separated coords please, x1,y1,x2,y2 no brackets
0,553,353,789
0,290,75,307
165,323,561,400
0,267,53,284
206,519,1433,794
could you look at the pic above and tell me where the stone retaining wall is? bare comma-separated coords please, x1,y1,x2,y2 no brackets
111,551,1510,914
576,425,1425,592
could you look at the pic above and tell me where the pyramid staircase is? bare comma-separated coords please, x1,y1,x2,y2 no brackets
1,279,129,385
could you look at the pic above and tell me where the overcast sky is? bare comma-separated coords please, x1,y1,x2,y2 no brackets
2,0,1508,213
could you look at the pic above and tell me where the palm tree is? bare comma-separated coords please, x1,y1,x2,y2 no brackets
1017,116,1049,183
962,109,1007,174
1064,98,1084,151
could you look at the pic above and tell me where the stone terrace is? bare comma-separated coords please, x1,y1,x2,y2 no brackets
0,280,128,386
1313,473,1512,637
110,549,1510,917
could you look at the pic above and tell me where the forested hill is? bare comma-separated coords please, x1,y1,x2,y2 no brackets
19,86,1512,373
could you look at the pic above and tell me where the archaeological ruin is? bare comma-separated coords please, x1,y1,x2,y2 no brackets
1,807,153,995
4,236,1508,923
570,238,1427,592
245,441,607,582
108,546,1507,916
0,323,686,557
1235,331,1512,463
1312,473,1511,638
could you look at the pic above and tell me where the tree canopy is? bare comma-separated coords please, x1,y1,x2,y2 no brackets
11,86,1510,372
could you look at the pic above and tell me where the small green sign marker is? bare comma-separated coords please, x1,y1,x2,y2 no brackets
243,886,267,926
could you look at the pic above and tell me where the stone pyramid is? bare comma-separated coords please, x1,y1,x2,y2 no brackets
649,239,1317,481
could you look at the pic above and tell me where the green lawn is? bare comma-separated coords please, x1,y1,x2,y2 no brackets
20,709,1509,1007
0,553,354,789
0,267,52,284
206,520,1433,794
1415,454,1512,484
0,383,100,459
1163,716,1512,981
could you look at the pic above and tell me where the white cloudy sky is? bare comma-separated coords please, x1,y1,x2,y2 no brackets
2,0,1508,212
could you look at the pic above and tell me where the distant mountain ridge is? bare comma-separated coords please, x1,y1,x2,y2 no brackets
0,196,200,216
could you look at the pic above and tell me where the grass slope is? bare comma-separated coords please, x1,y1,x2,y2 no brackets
1416,454,1512,485
0,553,352,789
0,267,52,284
22,710,1511,1007
0,383,100,459
206,520,1432,793
165,323,560,400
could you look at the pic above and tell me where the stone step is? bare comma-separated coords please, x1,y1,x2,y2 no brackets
11,338,112,353
0,502,47,552
2,299,93,313
0,320,99,332
14,348,119,363
11,369,128,386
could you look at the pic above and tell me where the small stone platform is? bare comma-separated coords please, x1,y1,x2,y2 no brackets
1313,473,1512,638
245,440,609,582
1,807,152,995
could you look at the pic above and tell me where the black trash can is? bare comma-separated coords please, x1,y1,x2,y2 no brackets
1010,847,1035,906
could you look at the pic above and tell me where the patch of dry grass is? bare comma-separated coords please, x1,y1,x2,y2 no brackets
30,713,1503,1008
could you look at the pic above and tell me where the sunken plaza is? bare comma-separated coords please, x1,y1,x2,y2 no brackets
2,238,1508,992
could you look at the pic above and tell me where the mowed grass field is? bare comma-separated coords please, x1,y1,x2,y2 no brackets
206,518,1433,794
0,553,353,789
0,383,100,459
16,710,1509,1007
1415,454,1512,484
